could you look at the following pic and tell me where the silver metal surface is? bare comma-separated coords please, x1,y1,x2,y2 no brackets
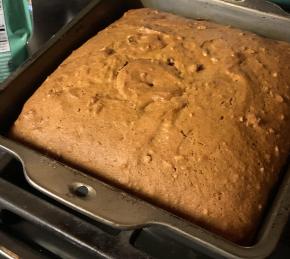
0,0,289,258
141,0,290,41
0,246,19,259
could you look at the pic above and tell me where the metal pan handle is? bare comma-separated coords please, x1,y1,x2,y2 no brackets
220,0,290,17
0,136,211,238
0,136,165,228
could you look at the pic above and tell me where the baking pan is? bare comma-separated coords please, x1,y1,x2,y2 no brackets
0,0,290,258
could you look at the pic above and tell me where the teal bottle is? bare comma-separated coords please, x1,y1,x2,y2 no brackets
0,0,32,83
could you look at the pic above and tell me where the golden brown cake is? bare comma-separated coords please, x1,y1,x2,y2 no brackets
10,8,290,243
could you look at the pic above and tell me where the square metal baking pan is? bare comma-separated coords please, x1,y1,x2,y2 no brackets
0,0,290,258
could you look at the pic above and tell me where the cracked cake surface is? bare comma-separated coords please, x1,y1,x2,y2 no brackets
10,8,290,243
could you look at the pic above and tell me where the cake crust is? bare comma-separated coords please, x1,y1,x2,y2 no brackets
11,8,290,243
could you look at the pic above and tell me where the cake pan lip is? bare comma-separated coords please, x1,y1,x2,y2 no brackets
0,0,289,258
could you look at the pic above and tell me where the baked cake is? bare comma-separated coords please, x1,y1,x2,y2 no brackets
11,8,290,243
